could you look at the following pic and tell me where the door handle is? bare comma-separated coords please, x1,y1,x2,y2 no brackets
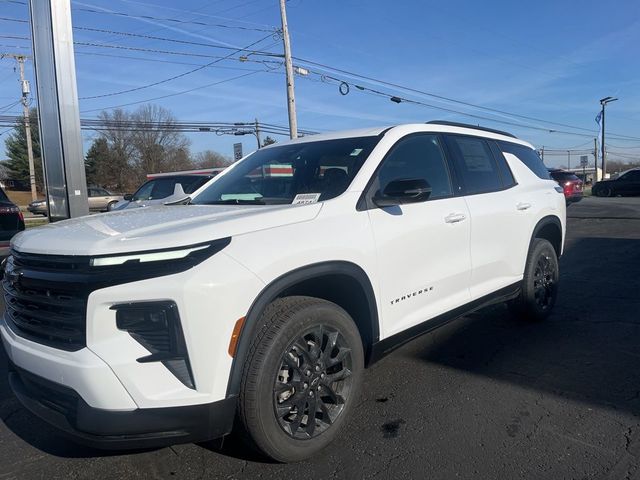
444,212,467,223
516,202,532,211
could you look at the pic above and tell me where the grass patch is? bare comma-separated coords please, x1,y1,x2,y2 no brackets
25,219,48,229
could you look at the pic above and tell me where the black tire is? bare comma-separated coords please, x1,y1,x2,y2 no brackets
509,238,559,321
238,296,364,462
106,201,118,211
596,187,612,197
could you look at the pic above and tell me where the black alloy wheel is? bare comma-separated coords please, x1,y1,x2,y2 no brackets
509,238,559,321
532,253,557,312
274,325,353,439
238,296,364,462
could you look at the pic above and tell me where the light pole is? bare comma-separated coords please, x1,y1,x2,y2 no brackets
599,96,618,180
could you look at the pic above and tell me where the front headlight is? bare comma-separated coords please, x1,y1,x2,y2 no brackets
91,244,210,267
88,238,231,282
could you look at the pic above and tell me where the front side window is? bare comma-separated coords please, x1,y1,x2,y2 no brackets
445,135,501,194
132,181,156,201
373,134,452,200
192,137,379,205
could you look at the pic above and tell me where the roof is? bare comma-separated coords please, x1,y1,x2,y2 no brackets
270,122,534,149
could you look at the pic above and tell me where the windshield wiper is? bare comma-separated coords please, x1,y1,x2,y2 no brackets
205,199,266,205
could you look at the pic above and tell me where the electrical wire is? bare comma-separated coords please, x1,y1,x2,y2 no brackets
79,70,261,112
288,57,640,142
69,6,274,32
78,33,274,100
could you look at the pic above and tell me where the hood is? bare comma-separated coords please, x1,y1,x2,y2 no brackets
12,203,323,256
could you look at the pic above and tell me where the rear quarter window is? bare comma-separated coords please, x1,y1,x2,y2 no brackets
498,141,551,180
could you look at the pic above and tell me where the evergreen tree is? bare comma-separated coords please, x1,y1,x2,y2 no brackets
3,108,43,189
84,137,110,187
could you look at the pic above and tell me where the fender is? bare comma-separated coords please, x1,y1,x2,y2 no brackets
225,261,379,397
530,215,564,257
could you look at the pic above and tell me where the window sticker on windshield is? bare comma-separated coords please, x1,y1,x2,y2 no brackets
350,148,363,156
292,193,321,205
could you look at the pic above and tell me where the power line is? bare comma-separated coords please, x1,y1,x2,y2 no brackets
287,56,640,142
65,6,275,32
78,33,275,100
79,70,262,112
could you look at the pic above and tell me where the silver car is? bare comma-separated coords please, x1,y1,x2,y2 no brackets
88,187,123,212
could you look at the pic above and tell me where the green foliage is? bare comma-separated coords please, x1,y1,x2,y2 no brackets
3,108,43,190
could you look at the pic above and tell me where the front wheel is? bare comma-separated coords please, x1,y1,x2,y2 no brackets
509,238,559,321
238,296,364,462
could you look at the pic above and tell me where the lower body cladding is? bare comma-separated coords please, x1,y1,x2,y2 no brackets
0,252,264,448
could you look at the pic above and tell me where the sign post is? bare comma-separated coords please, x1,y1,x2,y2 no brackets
233,143,243,162
580,155,588,183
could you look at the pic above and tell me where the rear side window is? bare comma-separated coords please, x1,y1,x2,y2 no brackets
444,135,501,194
489,141,517,188
499,141,550,180
0,188,9,202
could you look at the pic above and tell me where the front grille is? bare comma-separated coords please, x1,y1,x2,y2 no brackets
3,250,89,351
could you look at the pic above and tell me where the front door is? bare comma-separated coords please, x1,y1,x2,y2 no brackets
365,133,472,338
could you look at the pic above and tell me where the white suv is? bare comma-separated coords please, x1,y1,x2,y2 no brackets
1,122,565,461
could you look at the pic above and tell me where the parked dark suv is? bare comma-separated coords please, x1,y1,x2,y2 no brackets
592,168,640,197
0,187,25,256
548,169,583,205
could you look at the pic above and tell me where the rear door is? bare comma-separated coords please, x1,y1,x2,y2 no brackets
443,134,526,299
364,133,472,338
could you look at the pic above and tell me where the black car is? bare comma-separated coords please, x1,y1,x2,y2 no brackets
0,187,26,256
592,168,640,197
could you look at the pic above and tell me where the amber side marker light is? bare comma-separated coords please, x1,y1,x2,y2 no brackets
228,317,246,357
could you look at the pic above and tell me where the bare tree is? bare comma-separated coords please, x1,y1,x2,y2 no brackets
95,105,194,189
130,105,192,180
193,150,232,169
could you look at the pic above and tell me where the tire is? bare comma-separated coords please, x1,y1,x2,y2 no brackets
509,238,559,322
596,187,612,197
106,201,118,211
238,296,364,462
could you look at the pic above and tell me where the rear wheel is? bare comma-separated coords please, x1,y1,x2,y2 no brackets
238,296,364,462
509,238,559,321
106,201,118,211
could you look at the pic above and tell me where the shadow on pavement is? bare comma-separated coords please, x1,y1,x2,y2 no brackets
415,236,640,416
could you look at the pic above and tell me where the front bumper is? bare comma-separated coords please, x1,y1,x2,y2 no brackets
7,359,236,449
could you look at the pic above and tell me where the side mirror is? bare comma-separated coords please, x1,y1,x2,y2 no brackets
123,194,133,201
373,178,432,207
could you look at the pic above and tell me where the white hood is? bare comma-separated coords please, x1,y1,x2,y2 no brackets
12,203,323,256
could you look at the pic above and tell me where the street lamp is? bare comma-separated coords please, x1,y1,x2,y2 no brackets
599,96,618,180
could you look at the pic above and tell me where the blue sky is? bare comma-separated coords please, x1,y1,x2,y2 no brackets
1,0,639,168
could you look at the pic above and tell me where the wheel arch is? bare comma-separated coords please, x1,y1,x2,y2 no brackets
531,215,563,257
225,261,380,397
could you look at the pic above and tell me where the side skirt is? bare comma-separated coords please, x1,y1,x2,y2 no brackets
368,282,521,364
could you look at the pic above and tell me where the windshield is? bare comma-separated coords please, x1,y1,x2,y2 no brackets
192,136,379,205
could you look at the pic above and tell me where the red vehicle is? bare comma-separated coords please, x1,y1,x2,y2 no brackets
548,168,583,205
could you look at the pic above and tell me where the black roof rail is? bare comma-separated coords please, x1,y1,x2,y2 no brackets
426,120,517,139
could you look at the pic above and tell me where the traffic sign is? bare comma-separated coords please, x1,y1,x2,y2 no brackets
233,143,243,161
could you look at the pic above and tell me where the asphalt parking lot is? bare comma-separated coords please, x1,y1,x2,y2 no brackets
1,196,639,480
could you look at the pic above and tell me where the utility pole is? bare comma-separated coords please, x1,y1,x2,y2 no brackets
599,96,618,180
2,54,37,201
594,137,599,182
278,0,298,139
541,146,545,163
255,118,261,148
568,150,571,170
